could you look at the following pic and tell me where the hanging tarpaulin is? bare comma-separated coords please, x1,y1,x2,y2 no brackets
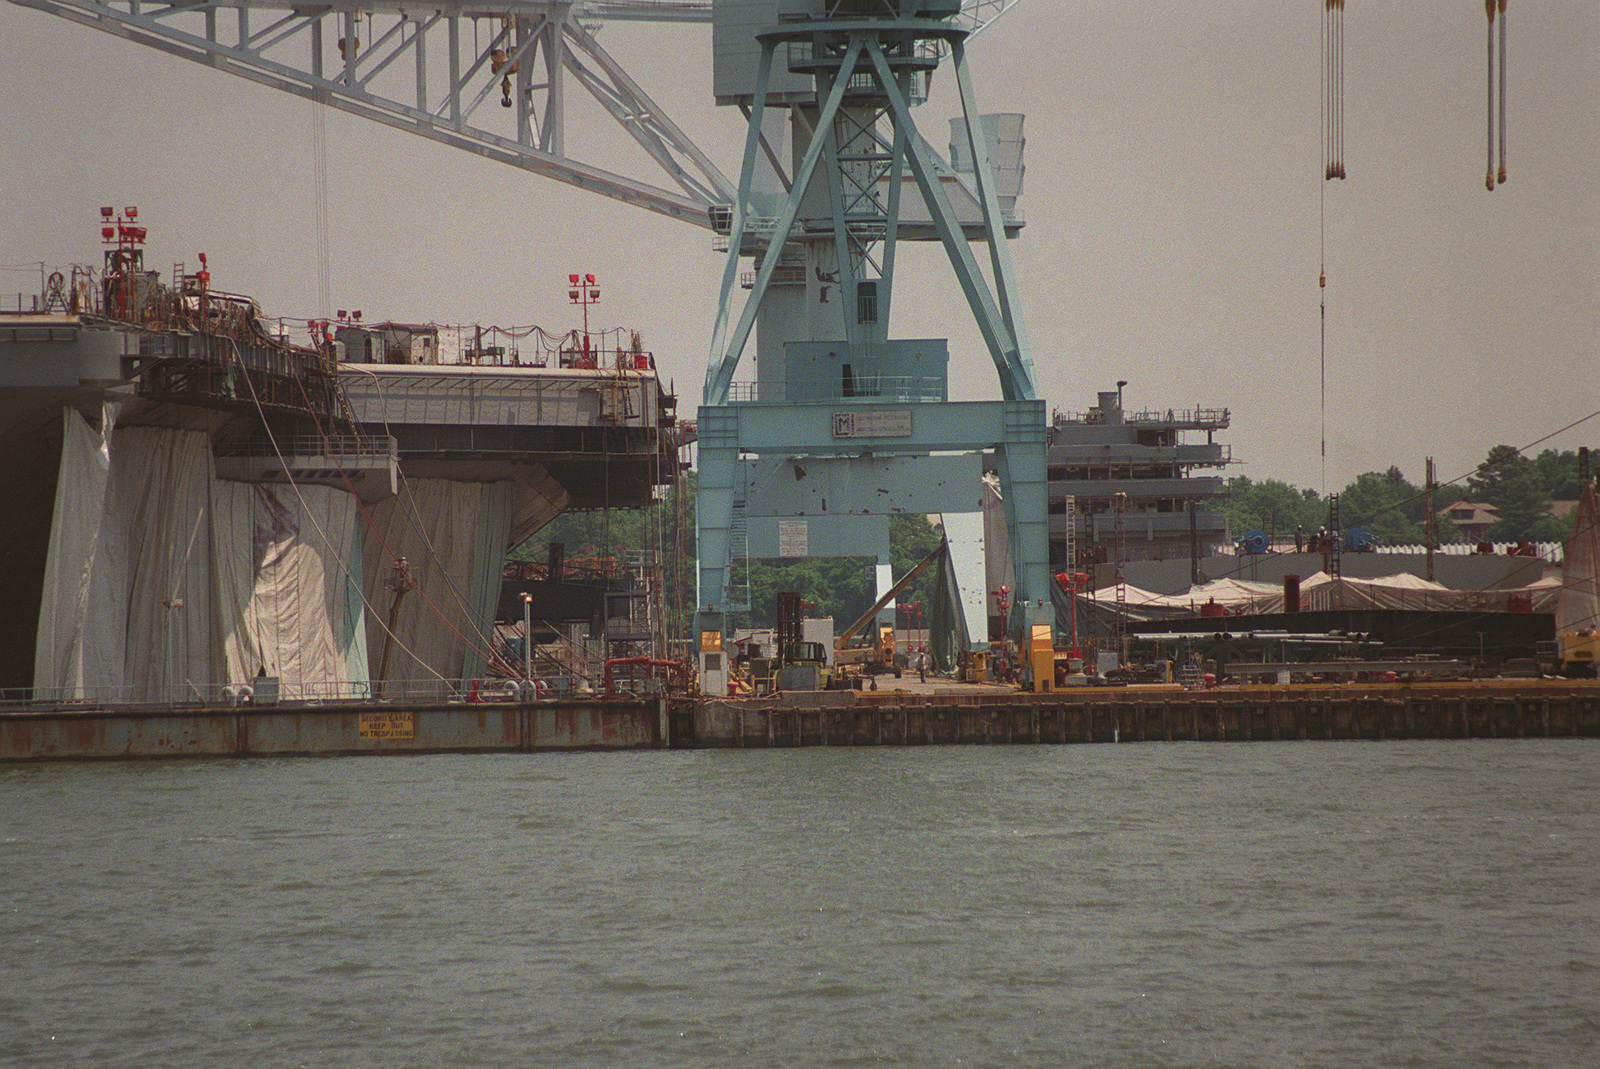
33,408,112,698
460,481,516,683
361,478,514,693
212,482,370,700
70,426,217,702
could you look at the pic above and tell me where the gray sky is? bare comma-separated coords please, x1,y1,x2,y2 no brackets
2,1,1595,494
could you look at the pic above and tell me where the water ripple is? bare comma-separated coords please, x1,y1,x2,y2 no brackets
1,742,1595,1068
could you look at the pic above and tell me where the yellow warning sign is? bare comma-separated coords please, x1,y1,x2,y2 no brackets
359,711,415,739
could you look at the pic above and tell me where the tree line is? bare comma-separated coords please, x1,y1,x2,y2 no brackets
1221,445,1596,547
513,443,1595,630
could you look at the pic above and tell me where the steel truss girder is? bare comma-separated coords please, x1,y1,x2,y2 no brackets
704,23,1035,407
817,99,912,349
10,0,734,226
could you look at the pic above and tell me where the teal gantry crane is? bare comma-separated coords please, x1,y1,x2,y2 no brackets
694,0,1050,693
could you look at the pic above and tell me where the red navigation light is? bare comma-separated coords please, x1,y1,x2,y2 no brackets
100,206,114,219
584,273,595,284
568,274,580,284
125,206,137,219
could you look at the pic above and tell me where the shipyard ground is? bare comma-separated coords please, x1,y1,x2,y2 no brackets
2,678,1597,761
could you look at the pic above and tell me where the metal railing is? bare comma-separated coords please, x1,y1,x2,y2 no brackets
1049,443,1233,466
0,674,603,711
727,375,945,403
1054,406,1231,428
218,434,397,459
739,266,808,289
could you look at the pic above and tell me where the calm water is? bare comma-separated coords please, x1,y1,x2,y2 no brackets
2,741,1596,1068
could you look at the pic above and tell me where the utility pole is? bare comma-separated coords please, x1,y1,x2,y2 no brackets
1425,456,1436,582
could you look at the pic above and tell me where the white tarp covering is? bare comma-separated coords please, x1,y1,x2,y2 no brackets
1299,572,1463,612
79,426,217,701
36,419,373,702
1090,570,1562,619
462,482,514,682
212,482,369,699
362,479,515,691
1188,577,1287,612
939,510,986,650
1087,578,1279,615
33,407,112,697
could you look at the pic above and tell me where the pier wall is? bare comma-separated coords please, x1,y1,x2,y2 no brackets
690,684,1600,747
4,684,1597,760
0,699,666,761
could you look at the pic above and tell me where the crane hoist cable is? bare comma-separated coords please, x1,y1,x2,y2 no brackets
1319,0,1347,495
1485,0,1495,190
1498,0,1508,186
1323,0,1346,181
1485,0,1508,190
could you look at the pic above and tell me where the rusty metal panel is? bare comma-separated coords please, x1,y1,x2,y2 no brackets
412,707,523,751
241,706,522,755
530,703,657,749
0,711,237,760
1,700,660,760
240,709,367,754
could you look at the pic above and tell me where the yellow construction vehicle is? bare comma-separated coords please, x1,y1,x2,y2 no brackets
956,647,988,683
835,622,901,679
833,543,946,682
1559,628,1599,678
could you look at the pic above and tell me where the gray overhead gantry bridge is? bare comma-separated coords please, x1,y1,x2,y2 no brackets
10,0,737,224
8,0,1018,227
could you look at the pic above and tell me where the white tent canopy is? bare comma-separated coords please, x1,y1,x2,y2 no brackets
1088,569,1561,619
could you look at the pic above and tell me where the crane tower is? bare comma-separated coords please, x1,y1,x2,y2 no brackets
696,0,1051,690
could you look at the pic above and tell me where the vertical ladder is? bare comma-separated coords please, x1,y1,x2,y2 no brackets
1063,494,1076,571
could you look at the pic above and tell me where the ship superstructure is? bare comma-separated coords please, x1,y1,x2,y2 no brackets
1,214,676,702
1046,388,1232,569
